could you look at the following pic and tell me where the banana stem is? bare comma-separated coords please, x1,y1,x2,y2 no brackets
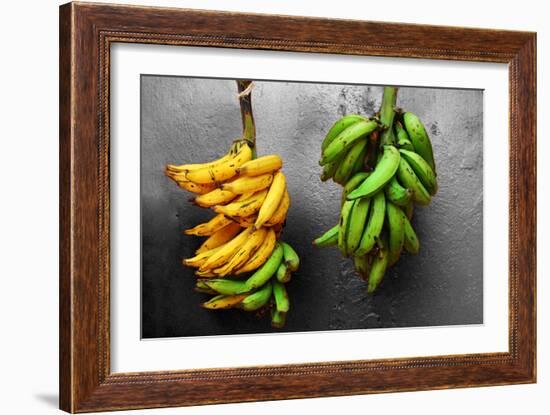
379,86,398,146
237,80,257,158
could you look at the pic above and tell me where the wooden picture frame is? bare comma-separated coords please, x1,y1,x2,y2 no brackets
59,2,536,412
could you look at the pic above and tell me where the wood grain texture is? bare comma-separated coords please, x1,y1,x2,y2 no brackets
59,2,537,412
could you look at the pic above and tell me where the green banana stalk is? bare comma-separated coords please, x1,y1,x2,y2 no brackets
403,112,436,172
313,225,339,247
386,202,405,266
320,119,378,165
321,114,365,152
272,280,290,313
385,176,412,206
396,158,431,206
240,282,273,311
281,242,300,272
355,191,386,256
395,121,414,151
347,145,400,200
346,197,371,254
367,235,389,293
245,243,284,290
276,261,291,283
402,211,420,254
399,149,438,195
379,87,398,146
341,172,370,205
338,200,355,256
333,137,368,185
203,279,249,296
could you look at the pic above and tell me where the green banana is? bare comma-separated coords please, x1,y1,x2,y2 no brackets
272,280,290,313
321,114,365,152
386,202,405,266
320,159,341,181
313,225,339,247
385,176,412,207
245,243,284,290
203,279,249,295
353,254,372,281
347,145,400,200
194,280,217,295
320,119,378,165
403,112,436,172
338,200,355,256
276,261,291,283
341,172,370,205
395,121,414,151
333,137,368,184
404,200,414,221
402,211,420,254
396,158,431,206
271,309,286,328
282,242,300,272
368,235,389,293
346,197,371,254
351,138,369,175
240,282,272,311
399,149,438,195
356,191,386,256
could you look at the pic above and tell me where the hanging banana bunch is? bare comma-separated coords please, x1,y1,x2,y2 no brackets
314,86,437,293
165,80,299,328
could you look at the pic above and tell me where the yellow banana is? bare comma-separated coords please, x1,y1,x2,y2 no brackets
199,227,253,271
183,246,221,268
236,155,283,176
235,228,277,274
220,173,273,194
201,294,247,310
229,214,257,228
214,189,268,218
166,140,245,173
195,222,242,254
195,269,217,278
264,189,290,227
212,227,267,276
184,214,233,236
194,188,237,208
255,171,286,228
185,143,252,184
174,179,216,195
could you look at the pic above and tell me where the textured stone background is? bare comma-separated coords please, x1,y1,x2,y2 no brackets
141,76,483,338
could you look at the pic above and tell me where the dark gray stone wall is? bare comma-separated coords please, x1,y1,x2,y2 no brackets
141,76,483,338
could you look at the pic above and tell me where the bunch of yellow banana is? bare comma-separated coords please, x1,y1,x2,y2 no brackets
314,87,438,293
165,139,299,328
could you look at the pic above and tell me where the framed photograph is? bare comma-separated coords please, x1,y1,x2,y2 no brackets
59,2,536,412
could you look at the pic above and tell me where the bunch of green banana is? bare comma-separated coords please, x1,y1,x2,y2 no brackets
315,86,437,293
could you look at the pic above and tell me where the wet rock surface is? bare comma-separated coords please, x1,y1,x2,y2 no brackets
140,76,483,338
